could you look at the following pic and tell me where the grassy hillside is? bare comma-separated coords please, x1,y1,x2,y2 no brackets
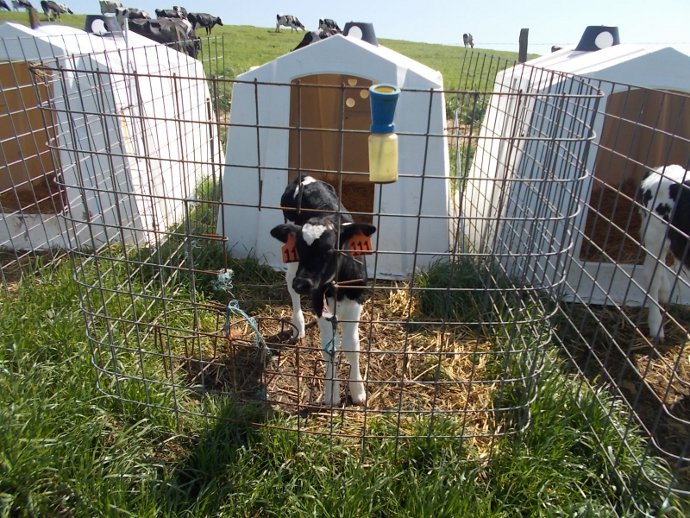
0,11,522,89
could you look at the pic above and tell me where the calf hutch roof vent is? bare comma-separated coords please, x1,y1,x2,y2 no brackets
0,22,220,251
219,34,451,279
464,38,690,308
575,25,620,52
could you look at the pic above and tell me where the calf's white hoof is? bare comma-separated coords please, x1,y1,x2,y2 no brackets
349,382,367,406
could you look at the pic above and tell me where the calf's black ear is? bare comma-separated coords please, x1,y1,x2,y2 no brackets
270,223,298,243
339,222,377,241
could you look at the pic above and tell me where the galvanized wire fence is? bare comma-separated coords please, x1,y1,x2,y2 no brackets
18,43,598,453
3,32,689,507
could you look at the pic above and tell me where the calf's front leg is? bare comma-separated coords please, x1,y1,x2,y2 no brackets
642,235,670,342
337,299,366,405
317,314,340,406
286,263,306,339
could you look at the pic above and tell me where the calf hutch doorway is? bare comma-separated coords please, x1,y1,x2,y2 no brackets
289,74,373,224
580,87,690,266
220,33,451,278
0,61,64,216
0,21,221,252
468,36,690,307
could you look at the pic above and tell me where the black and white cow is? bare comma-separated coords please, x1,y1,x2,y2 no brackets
40,0,71,20
188,12,222,35
276,14,305,32
127,7,150,19
638,164,690,342
155,6,186,19
99,0,122,14
292,29,337,51
128,17,199,57
271,176,376,406
12,0,33,10
462,32,474,48
318,18,341,33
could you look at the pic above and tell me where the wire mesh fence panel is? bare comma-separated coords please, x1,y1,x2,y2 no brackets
0,36,74,290
26,41,605,468
11,30,689,510
555,81,690,499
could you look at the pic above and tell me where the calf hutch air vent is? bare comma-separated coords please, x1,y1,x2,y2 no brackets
0,21,221,252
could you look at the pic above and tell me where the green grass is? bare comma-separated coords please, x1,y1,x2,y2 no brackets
0,262,685,516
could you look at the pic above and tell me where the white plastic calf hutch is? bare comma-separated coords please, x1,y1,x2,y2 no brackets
0,21,220,251
463,31,690,307
219,33,451,278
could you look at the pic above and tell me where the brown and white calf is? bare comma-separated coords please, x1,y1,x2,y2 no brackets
271,176,375,405
638,164,690,341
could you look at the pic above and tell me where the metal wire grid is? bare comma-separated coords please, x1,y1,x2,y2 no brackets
2,32,689,506
0,33,228,288
0,37,70,287
16,45,601,463
456,52,690,500
553,82,690,498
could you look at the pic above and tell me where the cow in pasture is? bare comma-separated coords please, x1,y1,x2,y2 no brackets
99,0,122,13
40,0,72,20
188,12,222,35
271,175,376,406
638,164,690,342
155,6,186,19
292,29,337,51
276,14,305,32
128,17,199,57
318,18,341,33
462,32,474,48
12,0,33,10
127,7,149,19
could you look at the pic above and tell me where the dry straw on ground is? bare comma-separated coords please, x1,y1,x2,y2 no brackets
157,284,504,454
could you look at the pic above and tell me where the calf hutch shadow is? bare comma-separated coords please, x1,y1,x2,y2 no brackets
13,19,690,509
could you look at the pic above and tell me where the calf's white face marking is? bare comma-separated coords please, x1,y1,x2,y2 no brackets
302,223,328,245
292,176,317,199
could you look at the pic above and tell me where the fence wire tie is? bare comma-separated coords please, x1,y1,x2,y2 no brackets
321,294,337,359
215,269,270,356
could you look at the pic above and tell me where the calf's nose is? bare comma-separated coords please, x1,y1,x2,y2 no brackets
293,277,313,295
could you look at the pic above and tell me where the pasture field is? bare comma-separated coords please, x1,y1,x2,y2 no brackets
0,11,687,517
0,10,523,89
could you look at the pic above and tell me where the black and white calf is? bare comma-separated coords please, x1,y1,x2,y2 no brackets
271,176,376,405
638,164,690,341
276,14,305,32
462,33,474,48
